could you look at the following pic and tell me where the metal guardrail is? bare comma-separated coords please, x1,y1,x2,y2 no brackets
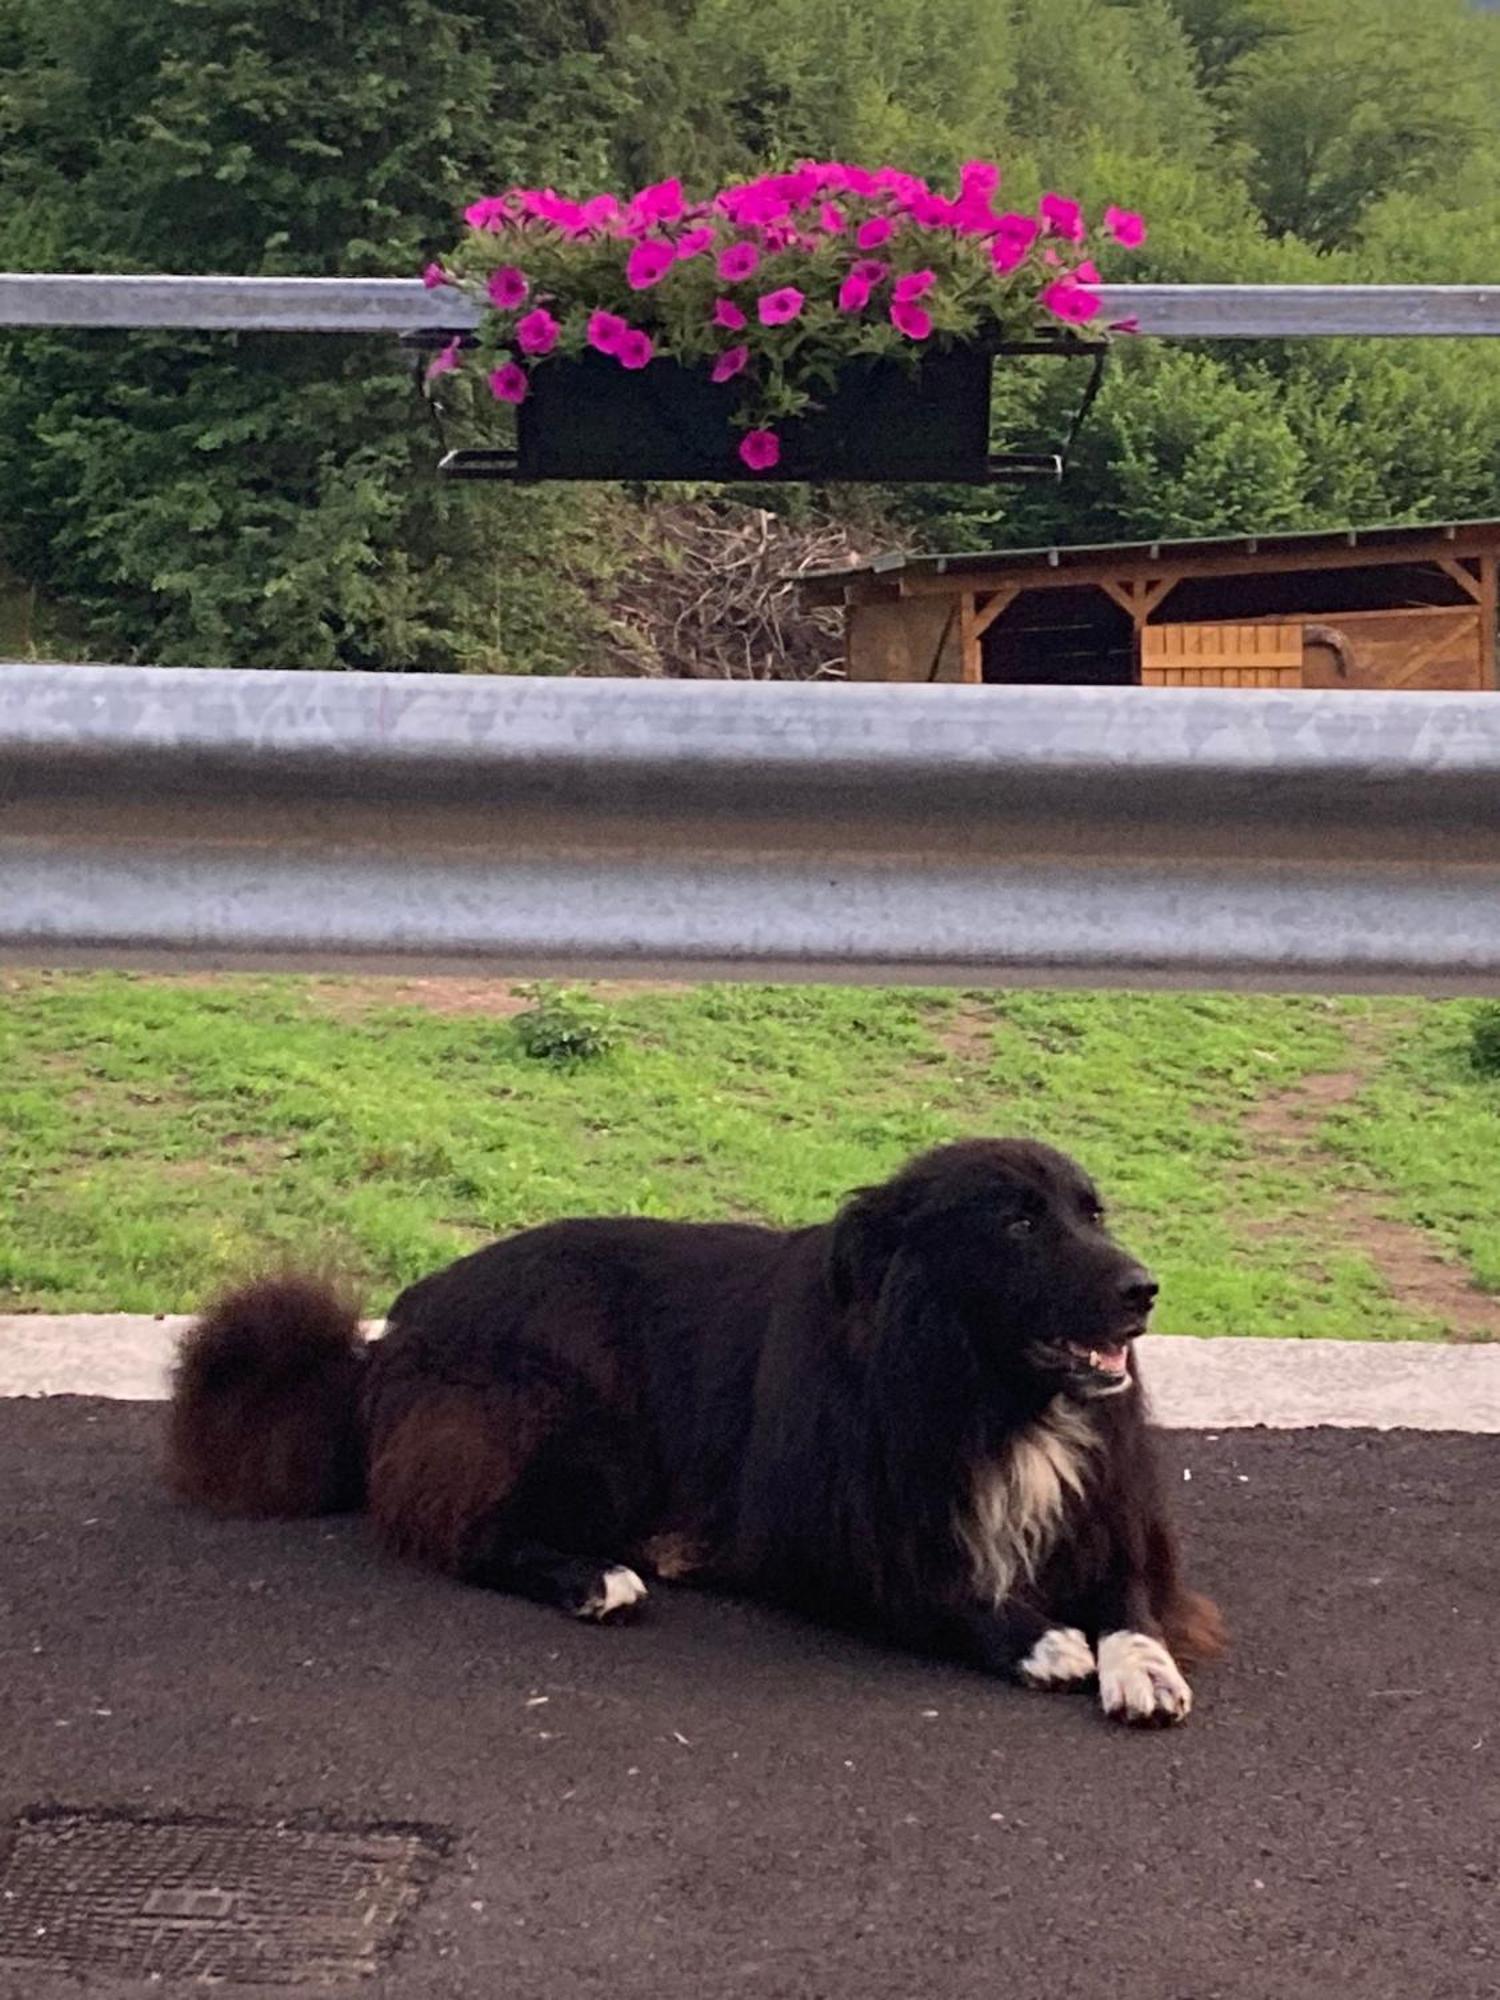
5,663,1500,991
4,273,1500,337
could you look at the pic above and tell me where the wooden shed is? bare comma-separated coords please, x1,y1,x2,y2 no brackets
798,519,1500,691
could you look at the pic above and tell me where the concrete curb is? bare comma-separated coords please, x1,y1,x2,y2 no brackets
2,1316,1499,1431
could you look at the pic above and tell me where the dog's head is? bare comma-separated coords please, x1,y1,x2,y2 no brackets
827,1138,1156,1401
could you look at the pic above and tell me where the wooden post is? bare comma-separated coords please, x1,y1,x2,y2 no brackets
959,592,981,685
1480,555,1498,690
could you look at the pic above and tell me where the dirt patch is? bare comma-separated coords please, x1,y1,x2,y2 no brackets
933,998,999,1062
303,977,693,1023
1243,1029,1500,1342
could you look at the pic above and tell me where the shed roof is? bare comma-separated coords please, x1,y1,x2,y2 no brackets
797,517,1500,603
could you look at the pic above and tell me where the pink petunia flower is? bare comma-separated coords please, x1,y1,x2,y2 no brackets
635,178,685,223
516,307,559,356
960,159,1000,200
1040,279,1102,324
587,310,628,354
582,193,621,231
627,240,676,290
464,195,510,231
837,274,871,313
717,241,761,282
1040,193,1087,242
487,265,529,311
424,337,462,382
488,362,528,403
616,329,655,370
421,262,449,290
856,216,893,251
711,344,749,383
738,429,781,472
676,227,716,260
908,191,957,227
712,297,748,330
820,203,846,234
1075,260,1101,284
1104,205,1146,249
1109,316,1141,334
890,299,933,340
850,258,889,284
892,269,935,304
757,285,805,326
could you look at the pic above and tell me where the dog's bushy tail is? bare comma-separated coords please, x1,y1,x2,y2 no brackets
1164,1587,1228,1668
165,1275,367,1517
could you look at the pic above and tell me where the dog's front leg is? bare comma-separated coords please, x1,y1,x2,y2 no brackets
1090,1574,1193,1727
958,1605,1098,1693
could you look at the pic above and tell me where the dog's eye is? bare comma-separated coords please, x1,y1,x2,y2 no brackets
1006,1216,1035,1239
1085,1202,1106,1224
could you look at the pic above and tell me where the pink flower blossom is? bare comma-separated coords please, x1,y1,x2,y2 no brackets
587,310,629,354
582,193,621,231
424,337,462,382
850,258,888,284
1075,260,1101,284
820,203,846,234
711,344,749,383
837,274,871,313
908,191,957,227
712,297,747,330
516,307,559,356
1103,206,1146,249
635,178,685,222
626,240,676,290
464,195,510,231
892,269,935,304
1109,316,1141,334
992,212,1039,268
959,160,1000,200
616,329,655,370
421,262,449,290
856,216,893,250
676,227,716,260
738,429,781,472
890,300,933,340
487,265,529,311
757,285,805,326
717,241,761,282
1040,279,1102,325
1040,193,1086,242
526,190,591,235
488,363,528,403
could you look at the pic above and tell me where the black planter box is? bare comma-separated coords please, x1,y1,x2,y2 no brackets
512,345,993,482
416,332,1106,484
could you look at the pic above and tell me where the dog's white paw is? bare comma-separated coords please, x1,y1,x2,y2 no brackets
576,1565,648,1622
1018,1626,1096,1689
1097,1631,1192,1726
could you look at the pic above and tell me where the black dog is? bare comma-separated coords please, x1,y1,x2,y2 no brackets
167,1138,1222,1726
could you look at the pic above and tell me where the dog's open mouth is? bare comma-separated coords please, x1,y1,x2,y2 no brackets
1061,1338,1134,1393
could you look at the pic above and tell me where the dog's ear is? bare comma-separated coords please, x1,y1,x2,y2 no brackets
825,1183,907,1311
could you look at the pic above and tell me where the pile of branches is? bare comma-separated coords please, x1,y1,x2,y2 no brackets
585,499,890,680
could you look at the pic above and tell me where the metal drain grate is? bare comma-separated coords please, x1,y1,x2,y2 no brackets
0,1807,447,1985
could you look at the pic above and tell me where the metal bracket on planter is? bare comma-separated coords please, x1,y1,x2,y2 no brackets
403,328,1107,485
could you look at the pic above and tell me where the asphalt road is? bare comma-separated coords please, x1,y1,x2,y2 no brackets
1,1398,1496,2000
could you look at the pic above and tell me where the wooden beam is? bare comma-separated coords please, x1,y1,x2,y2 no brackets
1435,555,1485,603
958,593,981,685
891,537,1500,600
970,586,1019,640
1481,556,1498,691
1135,574,1184,621
1094,579,1140,622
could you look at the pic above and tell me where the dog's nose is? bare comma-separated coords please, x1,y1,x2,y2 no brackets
1120,1272,1159,1316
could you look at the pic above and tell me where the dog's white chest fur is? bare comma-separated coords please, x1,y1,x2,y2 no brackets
959,1400,1095,1607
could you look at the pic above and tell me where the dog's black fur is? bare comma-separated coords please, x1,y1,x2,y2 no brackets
167,1138,1222,1724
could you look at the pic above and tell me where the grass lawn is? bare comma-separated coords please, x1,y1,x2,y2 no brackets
2,971,1497,1338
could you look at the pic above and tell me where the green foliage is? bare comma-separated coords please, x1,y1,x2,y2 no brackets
3,0,1500,665
1468,1003,1500,1079
512,984,620,1065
